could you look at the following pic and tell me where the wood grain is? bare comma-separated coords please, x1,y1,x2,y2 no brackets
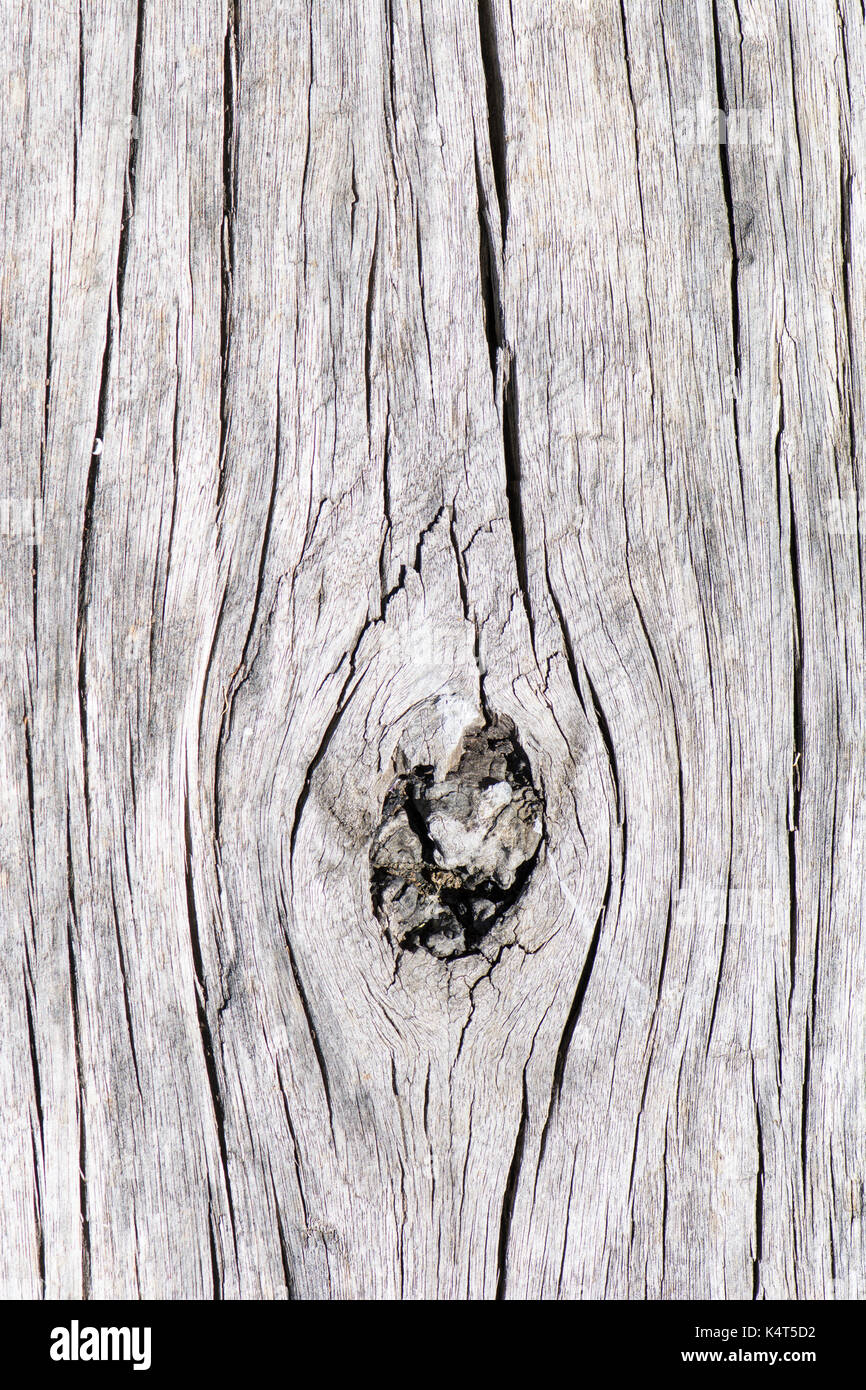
1,0,863,1299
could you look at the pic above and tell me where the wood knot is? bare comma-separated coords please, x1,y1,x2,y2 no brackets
370,714,545,959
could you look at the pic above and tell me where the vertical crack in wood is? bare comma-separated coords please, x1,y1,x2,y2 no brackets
474,138,503,387
706,715,735,1053
626,1043,655,1209
837,26,860,629
385,0,398,148
207,1193,222,1299
752,1063,765,1299
660,1119,669,1290
784,0,804,180
582,664,622,827
556,1152,579,1295
804,875,822,1204
77,0,84,125
618,0,648,246
800,1015,811,1198
381,0,400,203
156,312,182,641
476,0,508,243
275,1059,310,1226
217,0,239,510
183,772,237,1252
77,301,112,855
108,868,142,1100
65,797,90,1296
30,1126,46,1297
364,211,379,434
299,0,315,224
536,869,610,1174
23,711,36,854
655,890,674,1007
840,137,854,388
542,537,586,718
269,1170,296,1299
788,491,803,1016
117,0,145,325
23,958,44,1154
446,506,479,660
74,0,84,216
276,885,336,1142
24,924,47,1297
711,0,740,378
773,375,785,541
40,239,53,498
474,4,538,663
414,205,434,388
495,1070,528,1299
378,407,391,596
827,1139,838,1280
287,627,365,875
214,353,281,841
773,977,784,1094
502,358,536,655
672,711,685,889
624,528,665,692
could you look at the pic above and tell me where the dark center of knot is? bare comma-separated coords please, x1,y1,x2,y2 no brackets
370,714,545,959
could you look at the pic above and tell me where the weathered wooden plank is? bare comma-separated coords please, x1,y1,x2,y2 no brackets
0,0,863,1300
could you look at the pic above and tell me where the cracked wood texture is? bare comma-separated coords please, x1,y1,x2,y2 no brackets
2,0,865,1301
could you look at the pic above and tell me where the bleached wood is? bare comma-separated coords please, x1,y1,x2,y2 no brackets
1,0,864,1300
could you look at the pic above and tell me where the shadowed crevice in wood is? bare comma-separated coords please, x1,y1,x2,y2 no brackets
108,869,142,1101
74,0,83,213
214,361,282,846
474,137,503,386
706,724,735,1054
502,360,536,654
788,490,803,1015
207,1195,222,1300
496,1070,528,1299
77,300,112,853
752,1075,765,1299
536,863,611,1176
116,0,145,323
618,0,648,245
217,0,239,510
23,958,44,1154
40,240,53,496
414,206,434,385
281,920,336,1141
65,800,90,1297
364,212,378,433
23,708,36,852
711,0,741,376
476,0,508,243
183,776,237,1256
371,715,544,958
270,1178,296,1300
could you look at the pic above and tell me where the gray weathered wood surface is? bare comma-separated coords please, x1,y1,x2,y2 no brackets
1,0,864,1299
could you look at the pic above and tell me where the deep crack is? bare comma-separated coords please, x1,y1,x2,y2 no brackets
371,714,544,959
